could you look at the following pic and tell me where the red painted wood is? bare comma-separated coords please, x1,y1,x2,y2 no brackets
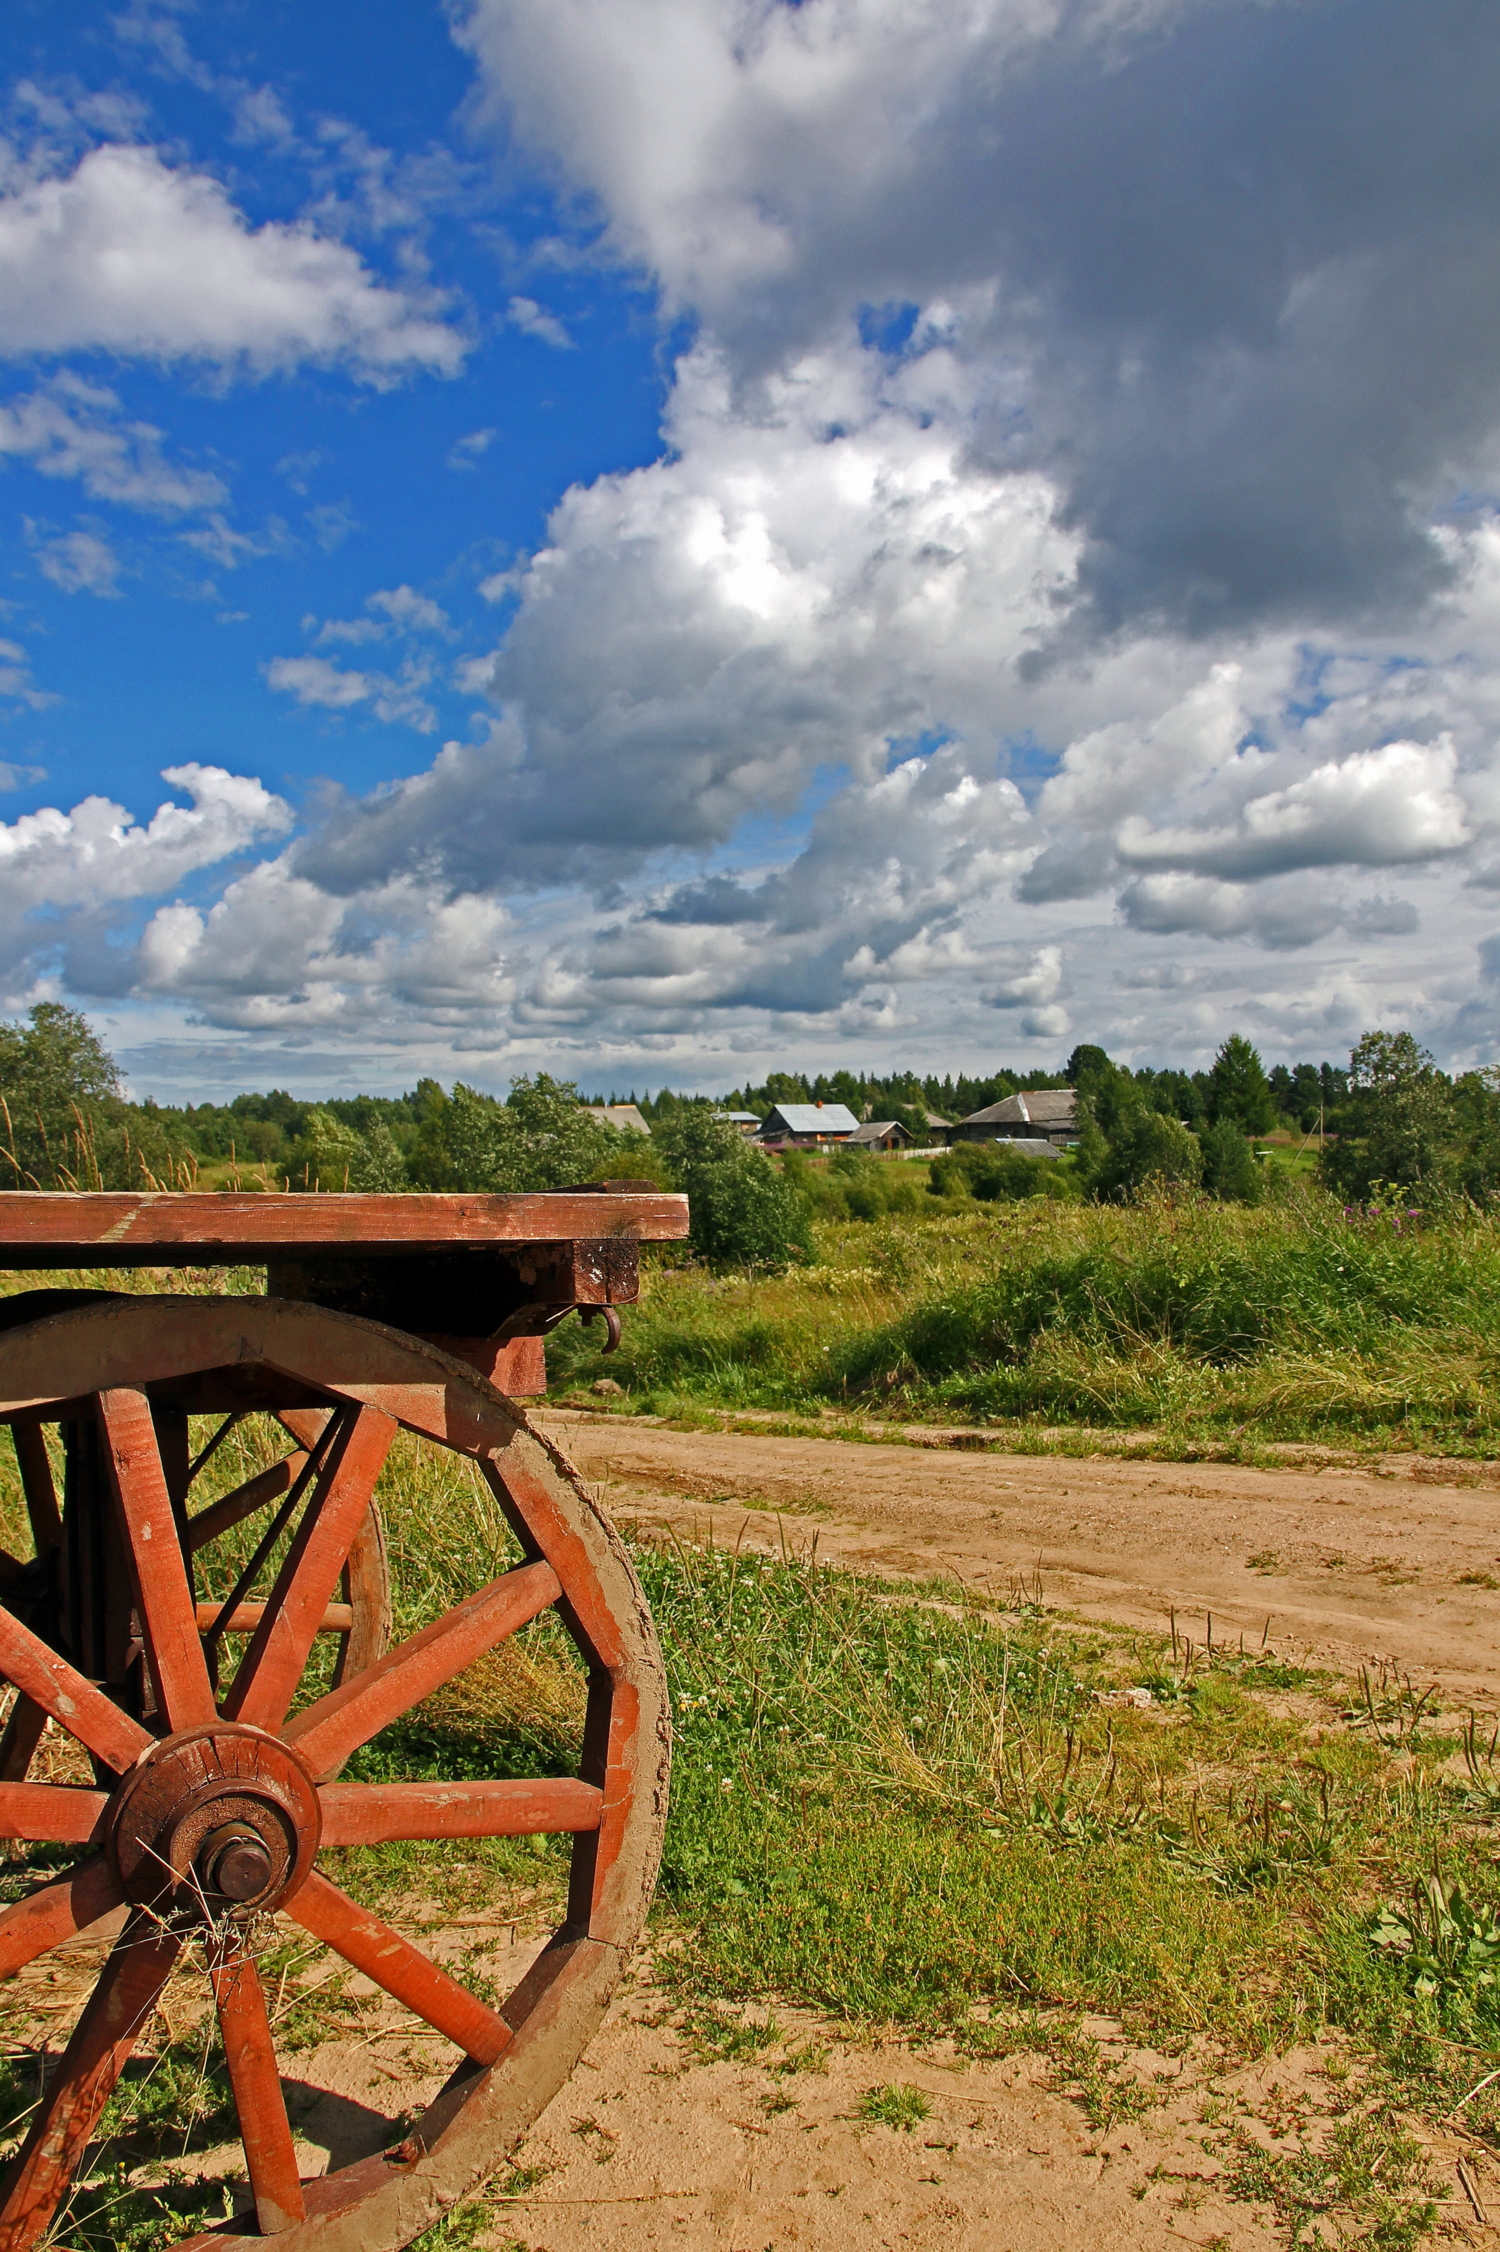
290,1871,512,2065
285,1557,561,1780
0,1912,179,2251
0,1784,106,1844
223,1406,396,1730
185,1454,306,1554
0,1190,688,1264
211,1941,306,2234
0,1603,150,1773
318,1778,602,1846
192,1599,353,1634
95,1388,215,1732
7,1423,60,1554
0,1696,47,1783
0,1857,122,1982
480,1457,627,1670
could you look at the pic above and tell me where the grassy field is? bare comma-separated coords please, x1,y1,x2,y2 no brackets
548,1188,1500,1458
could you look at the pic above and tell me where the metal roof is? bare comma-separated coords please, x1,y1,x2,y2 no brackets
760,1103,860,1134
960,1088,1076,1127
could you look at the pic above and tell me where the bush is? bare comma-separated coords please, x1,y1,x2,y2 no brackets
287,1108,408,1191
1093,1111,1203,1201
928,1142,1065,1203
1200,1120,1262,1204
654,1109,813,1271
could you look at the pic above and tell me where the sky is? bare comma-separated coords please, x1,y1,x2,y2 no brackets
1,0,1499,1102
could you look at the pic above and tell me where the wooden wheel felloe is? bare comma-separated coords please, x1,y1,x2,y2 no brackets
0,1296,670,2251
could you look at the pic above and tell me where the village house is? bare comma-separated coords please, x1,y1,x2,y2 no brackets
948,1088,1077,1146
843,1119,915,1151
713,1112,764,1136
755,1101,860,1147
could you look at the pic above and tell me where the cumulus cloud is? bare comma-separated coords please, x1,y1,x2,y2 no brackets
0,143,465,379
0,764,291,990
461,0,1500,636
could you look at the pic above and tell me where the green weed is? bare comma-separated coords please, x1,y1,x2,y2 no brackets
857,2083,931,2130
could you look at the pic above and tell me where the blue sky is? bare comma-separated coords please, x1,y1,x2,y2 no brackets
2,0,1499,1099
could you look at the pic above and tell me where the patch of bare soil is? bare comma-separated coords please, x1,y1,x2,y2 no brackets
537,1410,1500,1701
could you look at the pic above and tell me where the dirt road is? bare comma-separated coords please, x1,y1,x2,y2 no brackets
538,1410,1500,1698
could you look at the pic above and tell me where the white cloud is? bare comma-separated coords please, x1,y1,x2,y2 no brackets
0,144,465,380
506,296,571,349
0,765,292,989
0,637,58,710
0,373,227,511
265,653,438,733
448,427,496,469
30,525,121,596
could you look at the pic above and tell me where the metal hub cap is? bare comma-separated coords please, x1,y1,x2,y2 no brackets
109,1723,321,1919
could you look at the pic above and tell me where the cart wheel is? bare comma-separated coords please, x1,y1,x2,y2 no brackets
0,1297,670,2251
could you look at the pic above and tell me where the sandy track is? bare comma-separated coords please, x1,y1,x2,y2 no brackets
537,1411,1500,1698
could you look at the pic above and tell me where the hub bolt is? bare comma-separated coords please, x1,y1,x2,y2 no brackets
198,1821,273,1904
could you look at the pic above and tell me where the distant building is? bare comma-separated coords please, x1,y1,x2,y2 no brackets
949,1088,1076,1146
756,1101,860,1147
924,1112,952,1131
584,1103,652,1136
713,1112,763,1136
844,1119,915,1151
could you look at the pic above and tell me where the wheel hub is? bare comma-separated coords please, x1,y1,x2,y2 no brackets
109,1724,321,1919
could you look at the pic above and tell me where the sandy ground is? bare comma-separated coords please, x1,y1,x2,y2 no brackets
536,1409,1500,1701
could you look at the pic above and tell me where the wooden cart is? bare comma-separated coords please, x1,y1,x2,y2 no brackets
0,1186,687,2249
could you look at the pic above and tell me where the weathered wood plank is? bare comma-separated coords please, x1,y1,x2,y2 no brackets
0,1191,688,1265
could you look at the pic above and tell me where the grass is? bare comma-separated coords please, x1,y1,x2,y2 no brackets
546,1188,1500,1457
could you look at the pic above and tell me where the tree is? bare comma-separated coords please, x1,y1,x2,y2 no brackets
288,1109,408,1191
1199,1119,1262,1203
1206,1035,1276,1134
406,1076,627,1192
1321,1031,1453,1198
1093,1112,1203,1201
653,1108,811,1270
0,1003,125,1188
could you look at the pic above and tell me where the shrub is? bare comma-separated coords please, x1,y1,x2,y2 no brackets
407,1075,625,1192
928,1142,1064,1203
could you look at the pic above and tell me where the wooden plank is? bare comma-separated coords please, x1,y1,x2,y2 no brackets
193,1600,353,1634
0,1191,688,1265
318,1778,602,1846
223,1406,396,1730
186,1454,306,1554
0,1913,179,2252
0,1784,107,1844
211,1942,305,2234
96,1388,216,1732
285,1558,561,1781
0,1857,122,1982
290,1871,511,2065
0,1602,151,1774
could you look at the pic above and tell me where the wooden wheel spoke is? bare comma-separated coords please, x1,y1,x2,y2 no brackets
0,1783,107,1844
0,1694,47,1784
318,1778,602,1846
285,1557,561,1781
222,1406,396,1731
185,1452,309,1555
7,1421,60,1556
290,1872,511,2065
0,1857,123,1982
211,1941,305,2235
0,1912,178,2252
95,1388,215,1731
0,1602,150,1773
